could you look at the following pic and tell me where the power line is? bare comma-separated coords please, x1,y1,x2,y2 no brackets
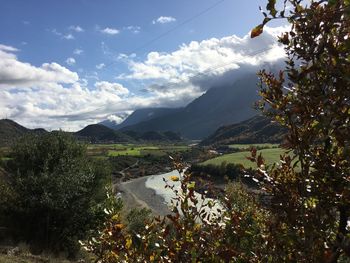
102,0,227,72
130,0,227,54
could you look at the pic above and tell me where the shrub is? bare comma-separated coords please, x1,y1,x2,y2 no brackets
0,132,111,257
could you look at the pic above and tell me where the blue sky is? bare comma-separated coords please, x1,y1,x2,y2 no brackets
0,0,287,130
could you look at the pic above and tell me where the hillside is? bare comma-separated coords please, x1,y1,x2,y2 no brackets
101,108,182,130
75,124,133,143
200,115,287,146
0,119,47,146
119,74,260,139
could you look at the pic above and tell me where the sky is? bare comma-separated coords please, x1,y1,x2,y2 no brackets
0,0,288,131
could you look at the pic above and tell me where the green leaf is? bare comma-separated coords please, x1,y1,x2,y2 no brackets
328,0,337,6
266,0,277,17
188,181,195,189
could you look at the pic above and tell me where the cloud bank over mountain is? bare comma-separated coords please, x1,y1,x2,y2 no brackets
0,26,287,131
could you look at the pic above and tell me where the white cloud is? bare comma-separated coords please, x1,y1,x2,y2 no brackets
124,25,141,34
0,45,78,88
123,26,286,86
66,57,76,66
94,81,129,96
152,16,176,24
0,44,19,52
63,34,75,40
107,112,132,124
100,27,120,35
50,29,76,40
0,26,289,131
73,49,83,55
69,25,84,32
96,63,105,70
51,29,62,36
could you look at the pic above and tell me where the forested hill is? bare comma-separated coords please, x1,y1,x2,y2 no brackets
0,119,47,146
0,120,183,146
200,115,287,146
75,124,182,143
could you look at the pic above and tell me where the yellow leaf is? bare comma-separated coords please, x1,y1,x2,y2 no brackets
126,237,132,249
170,175,179,181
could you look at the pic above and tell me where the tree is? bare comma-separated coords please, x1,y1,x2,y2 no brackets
0,132,111,256
249,0,350,261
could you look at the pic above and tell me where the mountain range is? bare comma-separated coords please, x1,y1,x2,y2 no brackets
0,119,182,146
104,74,261,139
1,74,285,146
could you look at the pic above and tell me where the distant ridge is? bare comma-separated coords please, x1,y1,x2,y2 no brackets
200,115,287,146
100,108,182,130
75,124,133,143
0,119,183,146
0,119,48,146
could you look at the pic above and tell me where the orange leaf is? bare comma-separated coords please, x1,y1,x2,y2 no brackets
251,24,264,38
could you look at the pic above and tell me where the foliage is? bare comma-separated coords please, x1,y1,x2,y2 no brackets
190,162,243,180
125,208,152,238
248,0,350,261
83,163,269,262
0,132,111,257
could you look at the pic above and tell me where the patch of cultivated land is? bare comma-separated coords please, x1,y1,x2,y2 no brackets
228,143,279,149
86,143,190,158
202,147,287,168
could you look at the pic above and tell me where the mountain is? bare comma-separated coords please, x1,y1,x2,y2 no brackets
75,124,132,143
200,115,287,146
119,74,260,139
0,119,48,146
0,119,184,146
138,131,182,141
100,108,183,130
121,130,182,142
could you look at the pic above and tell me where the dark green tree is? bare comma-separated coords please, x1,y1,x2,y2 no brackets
1,132,110,256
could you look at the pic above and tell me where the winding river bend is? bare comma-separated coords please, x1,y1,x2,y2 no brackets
119,170,181,215
120,170,223,219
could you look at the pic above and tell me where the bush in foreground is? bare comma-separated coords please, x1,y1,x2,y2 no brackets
0,132,112,257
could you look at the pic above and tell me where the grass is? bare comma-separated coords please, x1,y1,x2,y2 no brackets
202,148,287,168
86,144,190,158
228,143,279,150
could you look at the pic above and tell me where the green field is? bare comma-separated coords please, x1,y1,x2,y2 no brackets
86,143,190,158
228,143,279,150
202,147,287,168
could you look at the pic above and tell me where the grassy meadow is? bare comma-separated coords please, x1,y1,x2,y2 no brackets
87,143,190,158
203,145,288,169
228,143,279,149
